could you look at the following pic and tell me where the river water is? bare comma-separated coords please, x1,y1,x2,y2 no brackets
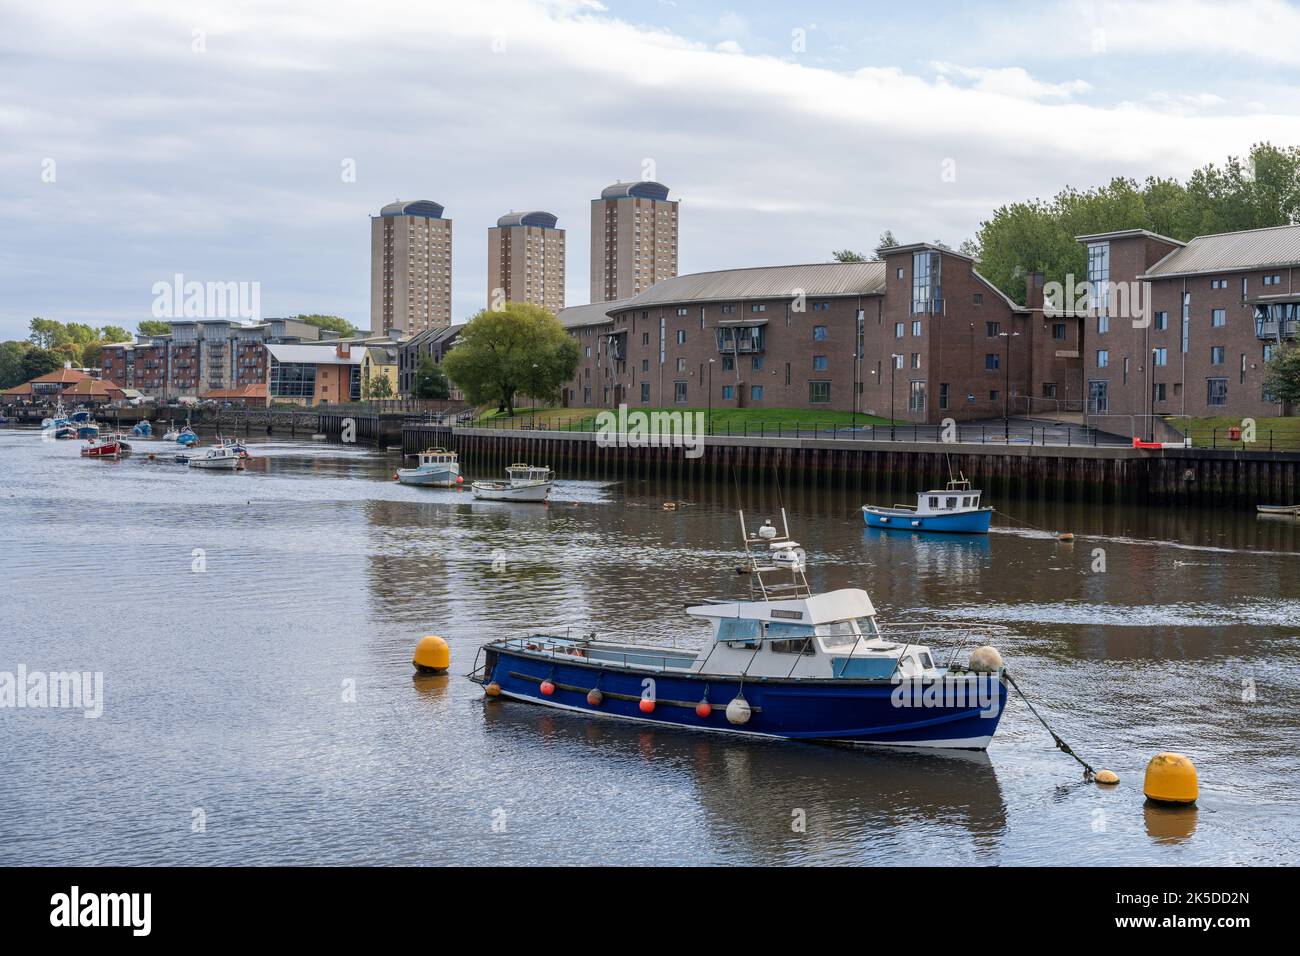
1,429,1297,865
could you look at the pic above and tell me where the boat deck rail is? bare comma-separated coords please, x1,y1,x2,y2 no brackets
488,632,699,672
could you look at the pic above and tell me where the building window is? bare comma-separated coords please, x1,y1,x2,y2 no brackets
1264,343,1275,362
912,249,941,314
911,353,920,369
1052,323,1067,340
721,385,734,400
1210,346,1225,365
1043,383,1058,399
720,304,736,315
1154,311,1167,331
1211,277,1227,289
676,329,686,345
269,361,316,399
1153,347,1168,367
640,382,650,402
722,356,734,371
989,390,999,403
676,307,688,316
895,322,905,338
1207,377,1228,406
1153,383,1166,402
750,303,766,313
676,357,686,372
674,380,687,404
973,293,983,305
813,355,828,371
896,267,904,280
751,385,764,401
642,332,650,345
642,358,650,372
985,353,1000,370
1087,380,1108,414
584,346,592,357
912,320,922,336
813,325,828,341
908,380,926,412
1264,274,1281,286
1097,349,1109,368
1212,308,1226,328
1087,241,1110,314
752,356,763,371
894,353,904,369
986,321,1000,337
1097,314,1109,334
808,381,830,404
1240,353,1248,384
939,383,949,409
1182,292,1191,353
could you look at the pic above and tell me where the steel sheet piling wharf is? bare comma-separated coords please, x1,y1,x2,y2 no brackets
1,429,1298,866
405,423,1300,506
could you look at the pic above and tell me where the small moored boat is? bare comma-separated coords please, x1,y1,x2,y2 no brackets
862,477,992,534
1256,504,1300,517
472,463,552,502
175,427,199,447
132,420,153,438
395,448,461,487
80,437,124,459
470,510,1011,749
187,445,241,470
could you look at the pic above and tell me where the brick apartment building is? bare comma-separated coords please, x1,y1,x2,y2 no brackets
590,181,679,303
1075,225,1299,432
488,211,565,313
559,243,1075,424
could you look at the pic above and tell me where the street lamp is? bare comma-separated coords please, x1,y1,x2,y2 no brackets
1149,347,1158,442
530,362,539,427
997,331,1021,442
889,353,902,440
707,358,715,436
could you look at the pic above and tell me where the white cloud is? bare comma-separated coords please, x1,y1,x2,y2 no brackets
1,0,1298,337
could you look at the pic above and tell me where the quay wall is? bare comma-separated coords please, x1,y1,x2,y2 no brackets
403,426,1300,506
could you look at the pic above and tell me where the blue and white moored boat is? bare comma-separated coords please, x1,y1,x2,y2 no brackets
175,426,198,447
471,511,1010,749
132,420,152,438
862,477,992,534
396,448,461,487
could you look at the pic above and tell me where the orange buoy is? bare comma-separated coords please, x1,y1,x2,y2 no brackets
639,698,655,714
392,472,399,481
695,701,711,719
485,681,501,697
586,688,603,707
540,680,556,696
456,475,464,484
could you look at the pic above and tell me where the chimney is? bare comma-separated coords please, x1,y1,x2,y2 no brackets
1025,271,1046,311
336,342,350,359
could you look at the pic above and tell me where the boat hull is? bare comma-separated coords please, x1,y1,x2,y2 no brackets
479,647,1006,749
188,456,240,470
396,466,459,487
471,481,551,502
862,506,992,534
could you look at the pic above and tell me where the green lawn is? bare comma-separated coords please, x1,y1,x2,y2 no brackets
1166,416,1300,450
474,405,897,432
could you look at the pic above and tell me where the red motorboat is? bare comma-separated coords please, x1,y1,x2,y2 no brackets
81,437,123,459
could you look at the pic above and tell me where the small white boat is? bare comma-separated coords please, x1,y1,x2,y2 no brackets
472,463,553,502
395,448,461,487
1257,504,1300,517
187,445,241,470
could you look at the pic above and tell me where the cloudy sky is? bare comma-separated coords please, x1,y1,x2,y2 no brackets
3,0,1300,340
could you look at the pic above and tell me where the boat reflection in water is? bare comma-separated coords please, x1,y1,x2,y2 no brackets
481,701,1008,858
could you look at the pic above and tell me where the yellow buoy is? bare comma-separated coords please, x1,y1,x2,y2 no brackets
1095,768,1119,785
485,681,501,697
1055,532,1075,542
1143,752,1197,804
412,635,450,674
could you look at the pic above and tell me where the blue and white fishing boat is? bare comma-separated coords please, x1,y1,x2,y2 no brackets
395,448,461,487
470,511,1010,749
132,420,152,438
175,426,198,447
75,421,100,440
862,477,993,534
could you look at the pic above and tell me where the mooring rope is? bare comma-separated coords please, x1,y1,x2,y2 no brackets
1004,670,1097,780
994,509,1060,537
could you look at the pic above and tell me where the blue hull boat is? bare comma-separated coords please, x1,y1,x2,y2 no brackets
862,477,992,535
479,642,1006,748
470,510,1011,750
863,507,992,534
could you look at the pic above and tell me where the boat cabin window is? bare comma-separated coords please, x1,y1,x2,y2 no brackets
919,652,934,669
817,619,874,650
717,618,762,644
929,497,939,508
946,497,958,509
962,497,971,507
769,638,816,655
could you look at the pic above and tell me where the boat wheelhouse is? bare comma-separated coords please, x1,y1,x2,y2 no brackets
862,478,992,534
396,448,461,487
471,511,1010,749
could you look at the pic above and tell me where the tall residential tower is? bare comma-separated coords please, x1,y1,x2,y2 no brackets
370,199,453,336
590,180,678,303
487,211,565,313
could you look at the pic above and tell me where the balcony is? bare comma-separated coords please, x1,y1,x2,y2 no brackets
1256,318,1298,340
715,324,766,354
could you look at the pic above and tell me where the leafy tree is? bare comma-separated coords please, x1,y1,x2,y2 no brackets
443,302,578,416
20,347,63,381
295,314,358,338
0,340,32,389
138,320,172,337
99,325,130,343
832,249,869,262
878,230,899,249
1262,344,1300,407
412,356,450,399
28,317,67,351
363,372,394,400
